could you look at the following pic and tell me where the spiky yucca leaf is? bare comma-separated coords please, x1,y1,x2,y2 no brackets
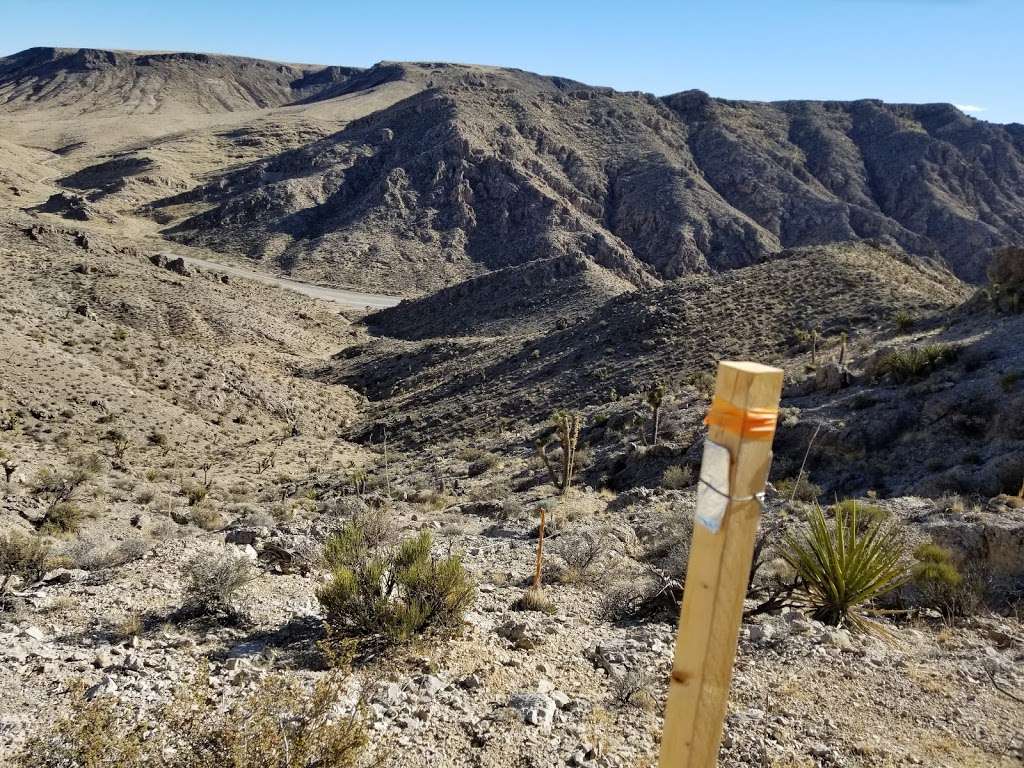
782,501,909,632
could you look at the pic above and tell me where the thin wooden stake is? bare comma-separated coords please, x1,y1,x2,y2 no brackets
532,506,546,590
659,361,783,768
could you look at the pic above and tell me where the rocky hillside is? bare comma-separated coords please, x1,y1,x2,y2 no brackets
327,242,968,441
0,47,360,115
143,61,1024,290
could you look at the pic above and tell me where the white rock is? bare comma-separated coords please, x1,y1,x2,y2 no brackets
508,692,556,729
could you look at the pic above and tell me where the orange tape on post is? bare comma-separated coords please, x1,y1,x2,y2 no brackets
703,396,779,440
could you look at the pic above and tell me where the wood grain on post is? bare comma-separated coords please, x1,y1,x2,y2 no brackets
659,361,784,768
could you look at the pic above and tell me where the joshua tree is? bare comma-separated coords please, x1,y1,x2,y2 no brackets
536,410,582,496
646,380,666,446
0,449,16,486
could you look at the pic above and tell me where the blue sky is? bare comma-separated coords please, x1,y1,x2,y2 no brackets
2,0,1020,123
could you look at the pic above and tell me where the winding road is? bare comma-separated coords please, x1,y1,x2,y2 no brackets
165,253,403,310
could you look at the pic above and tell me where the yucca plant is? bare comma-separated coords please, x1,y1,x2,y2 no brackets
782,501,909,632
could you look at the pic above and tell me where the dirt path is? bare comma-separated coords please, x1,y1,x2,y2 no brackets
166,253,403,309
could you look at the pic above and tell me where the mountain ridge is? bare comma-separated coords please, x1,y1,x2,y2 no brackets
2,47,1023,289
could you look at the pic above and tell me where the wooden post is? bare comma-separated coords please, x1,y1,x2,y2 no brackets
659,361,783,768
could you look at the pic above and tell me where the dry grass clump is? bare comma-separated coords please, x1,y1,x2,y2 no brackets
15,666,366,768
317,522,474,650
660,464,693,490
514,585,557,614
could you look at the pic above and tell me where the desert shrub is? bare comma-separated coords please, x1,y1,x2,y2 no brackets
467,453,500,477
134,486,156,505
190,505,224,531
987,246,1024,312
67,538,148,571
874,344,958,383
1,532,52,593
832,499,888,530
661,464,693,490
642,506,693,573
910,542,980,618
317,524,473,649
775,475,822,503
181,551,256,619
597,575,679,623
610,667,656,710
1001,371,1023,392
181,482,209,506
40,502,85,536
15,666,366,768
456,446,487,462
782,503,909,631
30,457,100,503
552,527,610,584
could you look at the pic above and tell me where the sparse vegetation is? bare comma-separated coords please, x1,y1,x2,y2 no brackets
782,503,909,632
15,666,366,768
317,524,474,650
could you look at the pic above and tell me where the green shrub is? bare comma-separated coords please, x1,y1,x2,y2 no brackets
1001,371,1023,392
775,475,822,503
661,464,693,490
317,524,473,649
41,502,85,536
782,503,909,632
1,532,52,593
912,542,971,618
874,344,958,383
893,310,915,332
832,499,888,530
15,666,366,768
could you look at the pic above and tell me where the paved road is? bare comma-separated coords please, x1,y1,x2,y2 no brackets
165,253,403,309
